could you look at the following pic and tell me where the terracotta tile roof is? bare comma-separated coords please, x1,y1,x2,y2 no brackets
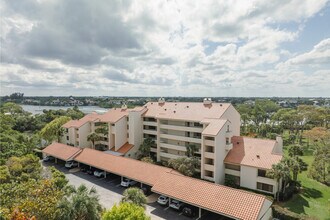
63,108,128,128
201,118,228,136
110,142,134,155
224,136,282,169
74,148,172,186
97,108,128,123
143,102,231,122
152,172,268,220
63,113,99,128
42,142,82,161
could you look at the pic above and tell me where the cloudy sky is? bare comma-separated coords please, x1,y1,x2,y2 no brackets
1,0,330,97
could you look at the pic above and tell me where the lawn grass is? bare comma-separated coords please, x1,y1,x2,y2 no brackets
280,146,330,219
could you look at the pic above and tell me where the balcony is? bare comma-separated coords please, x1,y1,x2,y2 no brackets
204,139,215,146
203,175,214,182
204,152,214,159
159,124,203,133
257,176,276,185
143,129,157,135
150,147,157,153
159,152,182,160
204,164,214,171
225,143,233,151
143,121,157,126
159,142,187,152
225,169,240,177
160,133,202,144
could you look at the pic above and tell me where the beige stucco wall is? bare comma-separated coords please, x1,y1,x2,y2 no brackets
114,117,128,150
221,105,241,136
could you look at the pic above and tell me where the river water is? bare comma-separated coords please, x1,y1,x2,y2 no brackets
21,105,108,115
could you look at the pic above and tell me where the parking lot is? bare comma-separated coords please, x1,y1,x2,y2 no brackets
43,162,196,220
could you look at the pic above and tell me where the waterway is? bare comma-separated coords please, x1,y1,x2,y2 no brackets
21,105,108,115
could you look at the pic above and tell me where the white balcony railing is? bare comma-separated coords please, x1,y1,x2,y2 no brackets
143,129,157,135
204,139,215,146
143,121,157,126
159,152,182,160
159,124,203,133
204,152,214,159
204,164,214,171
225,143,233,151
159,142,187,152
225,168,240,177
160,133,201,144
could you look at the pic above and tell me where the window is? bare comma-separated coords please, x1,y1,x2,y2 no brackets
66,136,69,141
227,125,230,132
226,137,230,145
225,163,241,171
66,128,69,133
257,182,273,193
258,169,267,177
76,134,79,138
205,136,214,141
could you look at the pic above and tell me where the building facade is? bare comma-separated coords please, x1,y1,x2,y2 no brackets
61,98,282,195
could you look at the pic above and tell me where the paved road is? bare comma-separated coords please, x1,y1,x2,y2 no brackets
43,162,193,220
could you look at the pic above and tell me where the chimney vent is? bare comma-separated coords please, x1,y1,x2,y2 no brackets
203,98,212,105
158,97,165,104
256,155,260,159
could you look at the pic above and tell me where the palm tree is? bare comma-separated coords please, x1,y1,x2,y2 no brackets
186,144,197,157
87,132,101,149
55,184,103,220
95,124,109,136
266,159,291,201
121,187,147,207
138,138,153,158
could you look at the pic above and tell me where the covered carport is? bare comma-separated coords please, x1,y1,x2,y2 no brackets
42,142,82,165
152,172,273,220
73,148,173,189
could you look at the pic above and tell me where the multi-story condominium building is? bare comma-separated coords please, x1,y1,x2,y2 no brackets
61,98,282,195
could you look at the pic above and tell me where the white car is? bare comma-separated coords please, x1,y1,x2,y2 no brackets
121,178,137,187
65,160,78,169
157,195,169,205
43,156,54,162
169,200,184,211
94,170,106,178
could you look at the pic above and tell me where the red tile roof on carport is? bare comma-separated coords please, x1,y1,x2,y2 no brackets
74,148,173,186
152,172,270,220
42,142,82,161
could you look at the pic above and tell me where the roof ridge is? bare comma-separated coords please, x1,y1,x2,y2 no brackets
163,171,267,199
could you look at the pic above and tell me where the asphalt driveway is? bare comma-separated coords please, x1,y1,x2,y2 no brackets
43,162,193,220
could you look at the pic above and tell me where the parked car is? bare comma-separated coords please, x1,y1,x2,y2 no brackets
169,200,184,211
65,160,78,169
157,195,169,206
94,169,106,178
182,205,198,217
121,178,137,187
43,156,54,162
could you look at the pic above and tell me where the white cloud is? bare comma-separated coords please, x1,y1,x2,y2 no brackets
0,0,329,96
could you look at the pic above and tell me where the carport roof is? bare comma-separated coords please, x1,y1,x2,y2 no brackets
74,148,173,186
42,142,82,161
152,172,269,220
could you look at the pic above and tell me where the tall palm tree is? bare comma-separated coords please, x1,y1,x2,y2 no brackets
87,132,101,149
186,144,197,157
95,124,109,136
55,184,103,220
267,159,291,201
121,187,147,207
